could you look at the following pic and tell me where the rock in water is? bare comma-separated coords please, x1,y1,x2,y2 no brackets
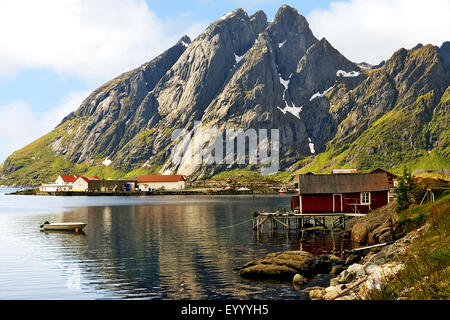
293,273,308,285
237,250,348,281
237,251,315,280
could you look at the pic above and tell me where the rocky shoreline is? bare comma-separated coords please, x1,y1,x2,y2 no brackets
236,200,429,300
235,226,421,300
309,226,423,300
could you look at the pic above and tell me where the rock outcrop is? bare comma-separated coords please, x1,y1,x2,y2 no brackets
351,202,398,244
312,226,424,300
236,251,344,282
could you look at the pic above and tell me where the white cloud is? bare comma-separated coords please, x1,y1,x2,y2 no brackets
0,0,208,82
308,0,450,64
0,91,89,162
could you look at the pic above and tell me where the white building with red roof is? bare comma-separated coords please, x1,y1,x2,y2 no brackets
72,176,101,191
39,174,83,192
55,175,82,185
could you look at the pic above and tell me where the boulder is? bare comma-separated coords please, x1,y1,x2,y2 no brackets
238,264,298,280
329,277,340,286
330,265,347,276
338,270,356,283
293,273,308,285
238,251,315,280
351,202,397,244
337,263,365,284
309,288,327,300
323,285,345,299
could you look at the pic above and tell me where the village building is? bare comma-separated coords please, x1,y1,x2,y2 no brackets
136,175,186,191
293,173,390,214
39,175,82,192
368,167,398,201
368,167,398,188
72,176,101,191
73,178,136,192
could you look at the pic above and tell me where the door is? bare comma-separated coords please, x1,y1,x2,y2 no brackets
333,194,343,212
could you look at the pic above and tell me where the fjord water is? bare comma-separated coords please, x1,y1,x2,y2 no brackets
0,190,358,299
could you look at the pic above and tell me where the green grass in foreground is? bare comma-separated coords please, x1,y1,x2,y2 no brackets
365,192,450,300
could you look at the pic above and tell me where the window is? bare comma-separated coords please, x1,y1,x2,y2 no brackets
361,192,371,205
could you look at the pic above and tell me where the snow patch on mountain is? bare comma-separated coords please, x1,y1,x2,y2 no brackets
336,70,360,77
102,158,112,166
308,137,315,154
234,53,245,64
310,86,334,101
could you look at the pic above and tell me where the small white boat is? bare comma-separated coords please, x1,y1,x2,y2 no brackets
40,221,87,232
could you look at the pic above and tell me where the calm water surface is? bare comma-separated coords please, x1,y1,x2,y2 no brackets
0,189,360,299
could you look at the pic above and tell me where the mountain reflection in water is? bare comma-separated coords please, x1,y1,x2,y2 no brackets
0,194,361,299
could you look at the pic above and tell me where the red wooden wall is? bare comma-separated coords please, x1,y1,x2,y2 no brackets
301,194,334,213
300,191,388,213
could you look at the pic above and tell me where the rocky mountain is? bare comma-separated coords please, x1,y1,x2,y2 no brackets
1,5,449,185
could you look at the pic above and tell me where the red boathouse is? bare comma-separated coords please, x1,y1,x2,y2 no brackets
292,173,390,214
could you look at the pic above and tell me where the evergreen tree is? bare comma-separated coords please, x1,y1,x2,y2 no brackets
395,167,417,212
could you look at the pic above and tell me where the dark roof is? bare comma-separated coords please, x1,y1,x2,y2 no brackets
298,173,389,194
137,175,185,182
369,167,397,178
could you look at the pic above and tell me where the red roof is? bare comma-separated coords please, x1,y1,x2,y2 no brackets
77,176,101,183
85,176,100,180
137,175,185,183
58,175,82,182
59,175,101,183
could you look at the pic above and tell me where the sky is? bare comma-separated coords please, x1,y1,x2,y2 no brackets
0,0,449,163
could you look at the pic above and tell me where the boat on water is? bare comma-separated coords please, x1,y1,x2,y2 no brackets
40,221,87,232
278,189,287,194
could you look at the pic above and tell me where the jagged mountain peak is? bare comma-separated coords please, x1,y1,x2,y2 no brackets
290,35,362,105
384,44,440,77
438,41,450,62
270,4,311,36
177,35,191,46
217,8,247,21
250,10,266,21
249,10,268,34
315,37,335,50
1,5,449,185
262,5,317,79
411,43,424,50
274,4,303,20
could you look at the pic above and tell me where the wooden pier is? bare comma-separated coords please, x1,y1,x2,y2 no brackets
252,211,366,232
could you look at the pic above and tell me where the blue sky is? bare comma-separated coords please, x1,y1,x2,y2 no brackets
0,0,449,163
146,0,333,21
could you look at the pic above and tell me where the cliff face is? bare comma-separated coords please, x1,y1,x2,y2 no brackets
1,5,449,185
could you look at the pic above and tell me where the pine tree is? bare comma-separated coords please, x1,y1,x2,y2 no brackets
395,167,417,213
